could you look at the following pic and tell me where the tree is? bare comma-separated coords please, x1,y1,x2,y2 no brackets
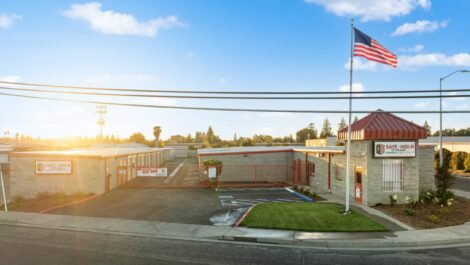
423,121,432,136
233,133,238,142
320,118,333,138
296,124,317,143
186,133,193,143
353,116,359,123
203,126,221,147
338,117,347,132
129,133,148,145
237,137,254,146
153,126,162,147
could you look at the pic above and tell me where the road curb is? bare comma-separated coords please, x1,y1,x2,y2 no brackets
284,187,314,202
1,212,470,251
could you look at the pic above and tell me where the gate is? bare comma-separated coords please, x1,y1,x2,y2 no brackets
291,159,313,186
123,161,297,189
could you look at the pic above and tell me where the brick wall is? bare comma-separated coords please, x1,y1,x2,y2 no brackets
418,145,436,191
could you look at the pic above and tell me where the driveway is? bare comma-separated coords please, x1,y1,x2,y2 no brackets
47,186,308,226
48,188,228,225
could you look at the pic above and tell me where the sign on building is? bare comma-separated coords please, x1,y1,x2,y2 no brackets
35,161,72,174
137,167,167,177
373,141,416,158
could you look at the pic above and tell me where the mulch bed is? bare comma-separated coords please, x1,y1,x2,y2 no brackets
8,194,94,213
373,196,470,229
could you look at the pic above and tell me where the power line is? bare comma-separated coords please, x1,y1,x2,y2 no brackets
0,86,470,100
1,91,470,114
1,80,470,95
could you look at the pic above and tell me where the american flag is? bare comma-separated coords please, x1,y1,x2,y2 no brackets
354,28,397,67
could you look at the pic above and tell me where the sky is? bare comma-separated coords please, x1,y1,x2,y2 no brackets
1,0,470,140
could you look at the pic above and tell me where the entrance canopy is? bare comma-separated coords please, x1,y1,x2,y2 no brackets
337,110,428,140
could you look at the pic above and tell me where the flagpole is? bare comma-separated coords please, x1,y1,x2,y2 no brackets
345,18,354,214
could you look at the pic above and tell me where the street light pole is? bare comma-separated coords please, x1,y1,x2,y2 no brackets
439,69,469,168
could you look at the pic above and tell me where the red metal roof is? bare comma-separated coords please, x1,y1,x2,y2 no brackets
337,110,428,140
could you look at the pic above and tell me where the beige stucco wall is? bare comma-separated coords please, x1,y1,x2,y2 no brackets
9,156,105,199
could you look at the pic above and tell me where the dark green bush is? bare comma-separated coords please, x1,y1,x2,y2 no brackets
451,151,468,170
404,209,416,216
465,155,470,173
434,148,452,170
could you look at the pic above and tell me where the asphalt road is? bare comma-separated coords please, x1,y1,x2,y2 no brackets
0,225,469,265
454,176,470,192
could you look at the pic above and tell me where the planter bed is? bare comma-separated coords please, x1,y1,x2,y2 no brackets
373,196,470,229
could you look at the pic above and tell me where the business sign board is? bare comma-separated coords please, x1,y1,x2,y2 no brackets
208,167,217,180
373,141,416,158
36,161,72,174
137,167,167,177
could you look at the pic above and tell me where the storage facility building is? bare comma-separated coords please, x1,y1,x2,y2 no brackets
7,147,175,200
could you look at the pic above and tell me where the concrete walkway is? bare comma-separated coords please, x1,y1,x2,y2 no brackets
1,211,469,250
451,189,470,199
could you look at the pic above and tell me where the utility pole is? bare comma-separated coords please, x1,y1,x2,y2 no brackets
96,105,107,144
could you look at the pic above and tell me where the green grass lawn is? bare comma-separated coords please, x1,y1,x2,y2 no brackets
239,202,388,232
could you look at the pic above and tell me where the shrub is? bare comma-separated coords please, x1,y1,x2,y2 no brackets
435,166,454,196
202,159,223,179
389,194,397,207
35,191,51,200
420,190,437,204
451,151,468,170
439,207,450,215
404,209,416,216
465,155,470,173
425,214,439,224
434,148,452,170
13,195,25,204
405,195,420,209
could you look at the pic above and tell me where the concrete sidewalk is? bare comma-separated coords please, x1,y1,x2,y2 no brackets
1,211,470,250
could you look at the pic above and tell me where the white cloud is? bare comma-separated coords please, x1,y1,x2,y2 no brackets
218,77,227,85
344,58,378,71
186,51,194,59
0,75,20,82
392,20,447,36
0,14,22,29
399,53,470,68
63,2,185,37
413,101,429,108
338,82,365,92
399,44,425,53
305,0,430,21
85,73,158,84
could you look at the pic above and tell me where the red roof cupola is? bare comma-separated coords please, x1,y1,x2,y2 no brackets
337,110,428,140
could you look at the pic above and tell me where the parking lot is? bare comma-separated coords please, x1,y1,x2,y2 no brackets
47,186,307,226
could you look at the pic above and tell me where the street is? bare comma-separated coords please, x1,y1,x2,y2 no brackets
454,176,470,192
0,225,468,265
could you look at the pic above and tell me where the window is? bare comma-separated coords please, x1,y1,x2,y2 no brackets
383,160,403,192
